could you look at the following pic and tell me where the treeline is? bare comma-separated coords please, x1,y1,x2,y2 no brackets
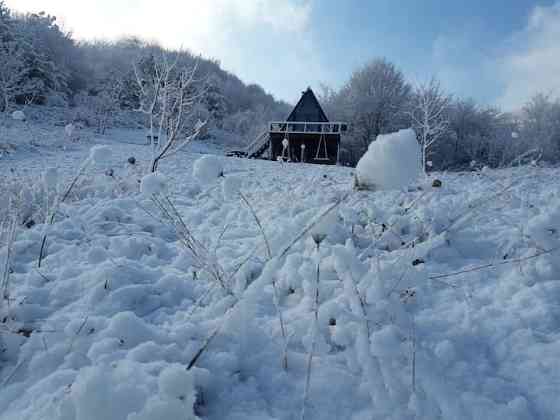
2,1,559,169
0,2,289,140
322,58,560,169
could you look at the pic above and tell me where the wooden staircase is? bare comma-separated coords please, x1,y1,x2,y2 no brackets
245,131,270,159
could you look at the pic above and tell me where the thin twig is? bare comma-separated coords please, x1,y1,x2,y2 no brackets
301,240,322,420
429,246,560,281
239,191,288,370
280,193,349,259
239,191,271,258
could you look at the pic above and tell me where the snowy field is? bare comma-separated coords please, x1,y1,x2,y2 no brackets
1,125,559,420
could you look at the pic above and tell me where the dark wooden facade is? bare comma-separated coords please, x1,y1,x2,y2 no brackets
269,132,340,164
268,88,347,165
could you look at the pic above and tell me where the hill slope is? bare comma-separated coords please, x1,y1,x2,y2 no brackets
0,129,559,420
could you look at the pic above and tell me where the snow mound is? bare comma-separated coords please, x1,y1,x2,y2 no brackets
70,361,199,420
193,155,223,186
355,128,421,190
141,172,168,196
11,110,26,121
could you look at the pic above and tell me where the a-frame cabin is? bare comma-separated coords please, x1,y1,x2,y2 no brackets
245,87,348,165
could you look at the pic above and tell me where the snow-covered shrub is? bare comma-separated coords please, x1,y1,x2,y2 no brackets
193,155,223,186
355,128,422,191
0,167,59,227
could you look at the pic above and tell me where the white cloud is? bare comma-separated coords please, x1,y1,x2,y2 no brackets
498,2,560,109
7,0,310,45
6,0,316,102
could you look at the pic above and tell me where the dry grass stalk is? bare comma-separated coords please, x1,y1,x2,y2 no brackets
239,191,289,370
301,237,324,420
38,163,89,267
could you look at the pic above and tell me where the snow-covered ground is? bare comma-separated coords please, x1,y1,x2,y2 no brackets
1,125,559,420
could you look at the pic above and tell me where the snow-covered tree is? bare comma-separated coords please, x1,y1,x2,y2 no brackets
14,11,72,104
202,73,228,127
0,40,26,113
134,51,206,172
350,59,411,145
326,58,412,157
521,93,560,162
407,78,451,173
0,2,26,112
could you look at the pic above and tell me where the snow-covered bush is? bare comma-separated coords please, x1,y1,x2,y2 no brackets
355,128,422,191
0,168,59,227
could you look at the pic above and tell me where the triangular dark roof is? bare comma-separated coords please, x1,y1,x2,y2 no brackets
286,87,329,122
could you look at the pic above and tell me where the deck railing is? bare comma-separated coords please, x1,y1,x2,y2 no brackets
269,121,348,135
245,130,269,156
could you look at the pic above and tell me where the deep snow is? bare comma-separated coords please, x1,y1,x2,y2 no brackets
0,125,559,420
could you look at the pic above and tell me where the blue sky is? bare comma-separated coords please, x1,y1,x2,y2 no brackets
8,0,560,108
306,0,557,106
304,0,556,105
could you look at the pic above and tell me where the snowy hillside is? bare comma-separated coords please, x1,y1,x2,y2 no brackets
1,129,559,420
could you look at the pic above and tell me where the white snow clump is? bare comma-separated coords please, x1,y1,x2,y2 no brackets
193,155,223,186
65,123,75,138
11,110,26,121
355,128,421,191
141,172,168,196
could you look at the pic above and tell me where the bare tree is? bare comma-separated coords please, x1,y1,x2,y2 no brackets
134,51,206,172
407,78,451,173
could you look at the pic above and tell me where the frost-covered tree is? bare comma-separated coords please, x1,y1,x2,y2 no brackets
0,39,26,113
134,51,206,172
202,73,228,127
407,78,451,173
521,93,560,162
0,2,26,112
350,59,411,144
13,11,73,104
74,74,123,134
327,58,412,157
